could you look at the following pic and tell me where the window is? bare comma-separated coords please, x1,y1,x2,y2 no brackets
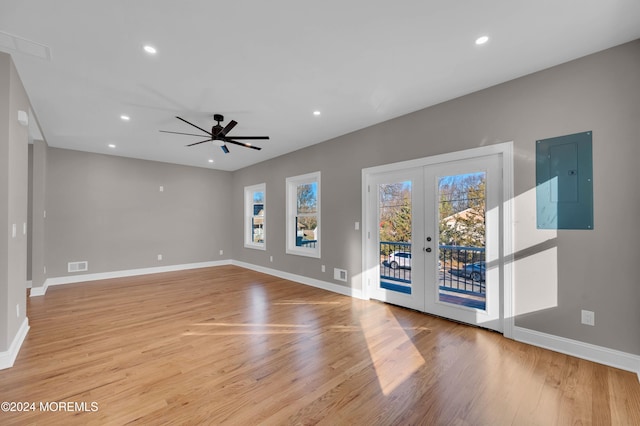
286,172,320,258
244,183,266,250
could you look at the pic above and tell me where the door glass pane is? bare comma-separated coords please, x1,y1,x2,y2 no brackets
437,172,486,310
379,181,412,294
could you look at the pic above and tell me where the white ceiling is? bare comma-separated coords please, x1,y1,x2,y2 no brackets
1,1,639,171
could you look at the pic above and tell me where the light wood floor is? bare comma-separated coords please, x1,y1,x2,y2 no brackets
1,265,639,425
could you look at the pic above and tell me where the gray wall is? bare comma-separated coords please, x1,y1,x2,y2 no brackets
43,149,232,278
27,145,32,282
231,40,640,356
30,140,47,288
0,53,8,350
0,52,29,352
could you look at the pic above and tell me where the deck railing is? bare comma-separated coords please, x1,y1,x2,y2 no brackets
439,245,485,296
296,236,317,248
380,241,486,296
380,241,412,283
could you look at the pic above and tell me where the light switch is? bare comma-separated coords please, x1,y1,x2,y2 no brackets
355,221,360,230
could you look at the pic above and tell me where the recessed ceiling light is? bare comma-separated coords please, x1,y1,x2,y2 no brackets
120,115,130,121
208,159,214,163
143,45,157,54
313,111,321,116
475,36,489,45
108,144,116,148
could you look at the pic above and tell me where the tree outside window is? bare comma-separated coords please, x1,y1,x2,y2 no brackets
286,172,320,258
244,183,266,250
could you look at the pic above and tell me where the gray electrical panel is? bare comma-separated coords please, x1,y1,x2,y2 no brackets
536,131,593,229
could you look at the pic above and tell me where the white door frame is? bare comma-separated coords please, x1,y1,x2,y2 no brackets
361,142,514,338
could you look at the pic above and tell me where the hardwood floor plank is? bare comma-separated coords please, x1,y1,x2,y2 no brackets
0,265,638,425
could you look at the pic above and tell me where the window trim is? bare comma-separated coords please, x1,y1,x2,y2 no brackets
244,183,266,250
286,171,321,258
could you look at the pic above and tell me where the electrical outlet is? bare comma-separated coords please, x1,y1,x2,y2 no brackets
321,265,326,272
159,185,164,192
219,250,224,256
581,310,595,326
355,222,360,230
157,254,163,261
270,256,273,262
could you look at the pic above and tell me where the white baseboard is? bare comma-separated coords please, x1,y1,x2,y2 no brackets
0,318,30,370
232,260,365,300
513,326,640,380
29,260,232,296
30,259,363,301
30,283,47,297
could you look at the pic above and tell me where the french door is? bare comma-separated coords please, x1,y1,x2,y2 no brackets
365,153,503,332
368,168,426,311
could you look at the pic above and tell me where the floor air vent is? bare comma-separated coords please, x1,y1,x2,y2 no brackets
334,268,348,282
68,261,88,273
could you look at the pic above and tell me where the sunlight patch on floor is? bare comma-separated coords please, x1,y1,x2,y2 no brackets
360,306,426,395
183,322,313,336
192,322,310,328
182,330,310,336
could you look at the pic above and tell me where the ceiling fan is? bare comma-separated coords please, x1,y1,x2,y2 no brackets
160,114,268,154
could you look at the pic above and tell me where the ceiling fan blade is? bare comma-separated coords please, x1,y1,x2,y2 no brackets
225,136,269,140
218,120,237,137
221,145,230,154
160,130,209,137
186,138,213,147
176,116,212,136
225,138,262,150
